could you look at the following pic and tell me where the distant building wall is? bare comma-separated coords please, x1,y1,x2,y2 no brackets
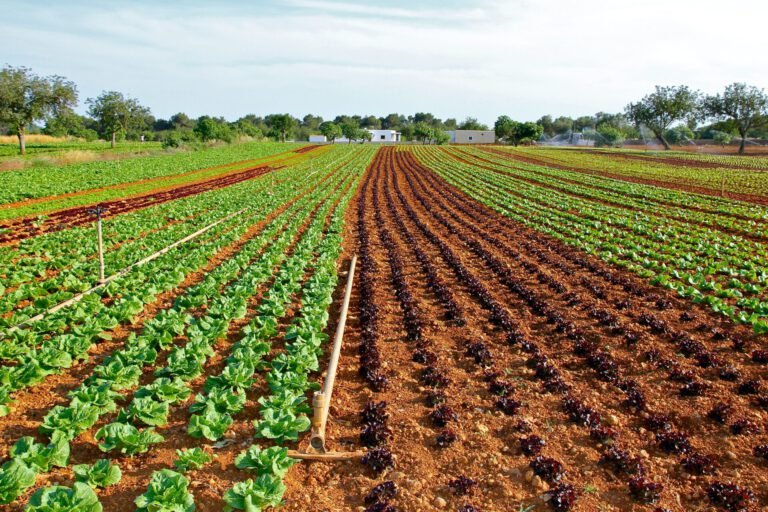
309,135,327,143
447,130,496,144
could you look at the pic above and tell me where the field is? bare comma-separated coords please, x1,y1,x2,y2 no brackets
0,143,767,512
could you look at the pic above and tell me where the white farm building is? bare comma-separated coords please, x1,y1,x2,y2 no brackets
334,129,402,144
367,129,401,142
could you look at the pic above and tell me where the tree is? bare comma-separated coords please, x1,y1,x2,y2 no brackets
494,116,542,146
232,116,263,139
232,118,262,139
340,120,360,144
458,117,489,130
87,91,150,148
573,115,596,132
703,83,768,154
412,112,436,126
625,85,699,150
552,116,574,135
170,112,195,130
357,128,372,143
381,113,404,130
264,113,297,142
0,65,78,154
319,121,342,143
194,116,233,142
301,114,323,130
712,131,732,147
537,115,555,137
413,122,433,144
664,125,694,145
431,127,450,145
360,115,381,129
495,116,518,144
595,125,625,148
43,112,98,140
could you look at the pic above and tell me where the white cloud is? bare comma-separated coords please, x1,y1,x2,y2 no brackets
1,0,766,124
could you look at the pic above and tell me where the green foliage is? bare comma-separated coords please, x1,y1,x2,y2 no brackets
458,117,489,130
94,422,164,455
234,446,297,478
0,459,37,504
86,90,151,146
223,475,286,512
703,82,768,153
174,448,212,472
625,85,700,149
89,359,142,390
187,402,233,441
265,114,297,142
253,406,310,443
190,387,246,415
67,383,120,415
135,377,191,404
203,361,255,392
135,469,194,512
340,120,360,142
664,125,694,145
318,122,342,142
712,131,733,146
73,460,122,489
119,396,170,427
194,116,233,143
494,116,542,145
595,125,625,148
0,65,78,154
10,431,69,472
413,121,433,144
40,403,100,440
25,482,102,512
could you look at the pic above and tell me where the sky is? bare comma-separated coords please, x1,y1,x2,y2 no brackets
2,0,767,125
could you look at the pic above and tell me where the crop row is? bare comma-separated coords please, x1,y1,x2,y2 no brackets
0,148,359,418
0,141,303,208
415,146,768,333
0,149,352,505
0,146,376,509
499,146,768,198
0,147,350,326
401,150,766,510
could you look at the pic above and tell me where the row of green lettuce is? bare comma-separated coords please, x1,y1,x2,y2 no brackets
415,146,768,334
0,141,302,206
0,148,355,415
0,147,370,510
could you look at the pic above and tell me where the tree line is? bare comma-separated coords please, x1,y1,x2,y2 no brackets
1,65,766,154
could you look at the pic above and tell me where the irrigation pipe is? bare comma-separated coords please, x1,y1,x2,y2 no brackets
0,207,248,340
293,255,360,458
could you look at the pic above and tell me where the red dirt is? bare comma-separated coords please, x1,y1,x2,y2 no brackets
293,145,321,154
0,165,278,245
283,147,767,511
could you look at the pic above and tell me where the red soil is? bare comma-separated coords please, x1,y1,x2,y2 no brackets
0,165,277,245
283,147,767,512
